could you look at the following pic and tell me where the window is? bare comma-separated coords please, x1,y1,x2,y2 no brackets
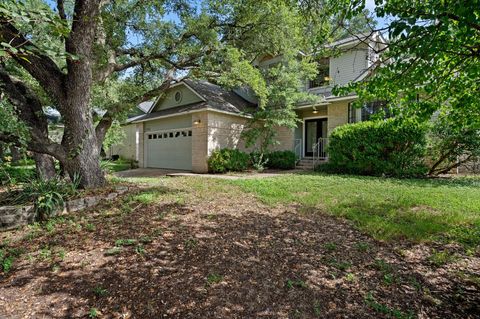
163,133,168,138
348,103,358,123
174,91,182,103
169,132,173,138
188,130,192,136
348,101,389,123
361,101,389,121
153,134,157,139
309,57,330,88
148,134,153,139
181,131,187,137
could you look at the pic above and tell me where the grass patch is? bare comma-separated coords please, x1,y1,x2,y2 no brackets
231,174,480,247
206,273,223,285
365,292,415,319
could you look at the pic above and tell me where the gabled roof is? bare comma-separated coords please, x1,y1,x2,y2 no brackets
183,79,255,113
129,79,256,123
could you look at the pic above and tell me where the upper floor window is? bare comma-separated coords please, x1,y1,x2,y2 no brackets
348,101,389,123
308,57,330,88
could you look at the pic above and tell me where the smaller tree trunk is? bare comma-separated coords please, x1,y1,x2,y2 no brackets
0,143,4,162
33,152,56,180
10,146,21,163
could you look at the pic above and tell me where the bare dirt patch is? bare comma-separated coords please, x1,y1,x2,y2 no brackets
0,178,478,318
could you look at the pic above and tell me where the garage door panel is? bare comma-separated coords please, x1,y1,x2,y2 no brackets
145,128,192,170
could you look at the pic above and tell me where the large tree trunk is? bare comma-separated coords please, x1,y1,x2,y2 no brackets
33,153,56,180
59,0,105,188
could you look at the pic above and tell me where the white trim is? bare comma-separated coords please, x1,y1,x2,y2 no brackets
302,115,328,158
182,81,207,102
326,95,358,102
296,102,330,110
131,107,251,124
144,127,192,134
148,81,207,114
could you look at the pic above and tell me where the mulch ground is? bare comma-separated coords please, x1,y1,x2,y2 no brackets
0,180,479,318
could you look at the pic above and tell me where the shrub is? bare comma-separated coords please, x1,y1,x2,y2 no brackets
250,151,268,172
208,148,249,173
323,118,428,177
17,175,80,220
265,150,296,169
426,115,480,175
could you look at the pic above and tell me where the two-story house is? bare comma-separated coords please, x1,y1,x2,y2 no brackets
109,32,387,172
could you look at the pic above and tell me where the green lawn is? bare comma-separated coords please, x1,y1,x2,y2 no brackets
230,173,480,248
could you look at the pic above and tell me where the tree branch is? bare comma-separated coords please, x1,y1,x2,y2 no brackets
0,66,67,161
0,21,66,102
57,0,67,20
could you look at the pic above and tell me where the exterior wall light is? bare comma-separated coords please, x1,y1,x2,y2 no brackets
312,108,319,114
193,119,201,125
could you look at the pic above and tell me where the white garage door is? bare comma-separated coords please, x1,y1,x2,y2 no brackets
145,128,192,170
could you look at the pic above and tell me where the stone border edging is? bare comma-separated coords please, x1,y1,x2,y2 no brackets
0,186,130,231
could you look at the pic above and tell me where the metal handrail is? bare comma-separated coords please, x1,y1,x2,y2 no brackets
313,138,329,169
294,139,302,168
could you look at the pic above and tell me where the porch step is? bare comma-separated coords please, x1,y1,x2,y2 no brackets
295,158,328,170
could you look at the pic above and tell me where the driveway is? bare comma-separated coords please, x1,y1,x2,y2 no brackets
116,168,306,179
115,168,189,178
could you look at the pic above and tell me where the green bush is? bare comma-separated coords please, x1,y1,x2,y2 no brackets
17,176,80,220
208,149,249,173
322,118,428,177
265,150,296,169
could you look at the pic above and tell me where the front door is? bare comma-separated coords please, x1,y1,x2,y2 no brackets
304,118,327,157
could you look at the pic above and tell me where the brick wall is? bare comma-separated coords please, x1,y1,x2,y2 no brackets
192,111,209,173
327,101,349,135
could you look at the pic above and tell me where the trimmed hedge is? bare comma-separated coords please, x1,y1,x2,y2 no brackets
208,148,249,173
321,118,428,177
265,150,296,169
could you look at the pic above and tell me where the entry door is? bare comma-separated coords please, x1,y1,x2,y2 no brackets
305,118,327,157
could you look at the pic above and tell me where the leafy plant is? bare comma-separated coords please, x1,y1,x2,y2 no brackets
285,278,308,289
321,117,428,177
93,286,108,297
16,176,80,221
115,239,136,246
88,307,99,318
208,148,249,173
206,273,223,285
265,150,296,169
250,151,268,172
365,292,414,319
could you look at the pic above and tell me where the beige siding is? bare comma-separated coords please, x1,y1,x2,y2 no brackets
144,114,192,132
330,45,369,86
108,124,137,161
152,85,202,112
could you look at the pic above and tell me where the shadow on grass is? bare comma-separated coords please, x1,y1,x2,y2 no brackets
2,196,478,318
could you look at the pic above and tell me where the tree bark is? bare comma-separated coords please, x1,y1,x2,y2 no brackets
33,153,56,180
58,0,105,188
10,146,21,163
